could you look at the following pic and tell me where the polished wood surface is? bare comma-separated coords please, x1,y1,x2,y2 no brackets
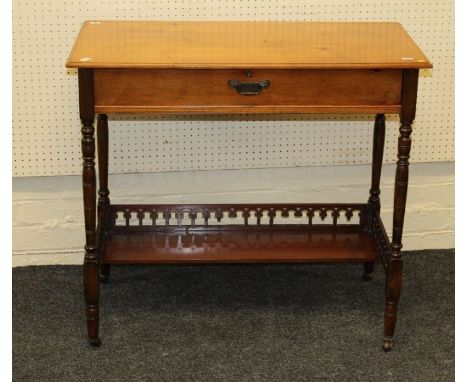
369,114,386,214
78,68,101,347
66,21,432,69
96,114,110,283
94,68,403,114
383,69,419,352
102,202,374,262
363,113,386,281
102,227,376,264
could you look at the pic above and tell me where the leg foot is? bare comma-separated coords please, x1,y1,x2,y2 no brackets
100,274,109,284
89,337,102,347
363,261,374,281
84,260,100,350
100,263,110,284
382,337,393,352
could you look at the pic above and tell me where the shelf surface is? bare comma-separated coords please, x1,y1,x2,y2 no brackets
102,225,376,264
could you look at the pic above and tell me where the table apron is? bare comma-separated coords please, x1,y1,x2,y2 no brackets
93,68,403,114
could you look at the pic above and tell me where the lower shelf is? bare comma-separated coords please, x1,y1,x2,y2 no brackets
102,226,377,264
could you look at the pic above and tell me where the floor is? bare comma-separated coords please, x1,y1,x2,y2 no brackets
13,250,454,381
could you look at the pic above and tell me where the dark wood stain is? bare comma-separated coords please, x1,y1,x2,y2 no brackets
78,68,100,347
383,69,419,352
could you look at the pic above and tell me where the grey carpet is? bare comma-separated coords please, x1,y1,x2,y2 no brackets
13,250,454,382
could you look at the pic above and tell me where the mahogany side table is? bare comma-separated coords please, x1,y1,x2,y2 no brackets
66,20,432,351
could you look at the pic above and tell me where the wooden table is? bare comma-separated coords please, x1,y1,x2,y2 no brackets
66,21,432,351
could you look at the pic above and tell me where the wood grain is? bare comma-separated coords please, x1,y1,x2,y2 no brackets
94,68,403,114
66,21,432,69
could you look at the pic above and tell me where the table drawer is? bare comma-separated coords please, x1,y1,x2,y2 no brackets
93,69,403,114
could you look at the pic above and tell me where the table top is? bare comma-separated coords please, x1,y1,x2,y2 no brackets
66,21,432,69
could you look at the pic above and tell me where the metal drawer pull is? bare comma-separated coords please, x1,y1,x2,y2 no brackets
228,79,271,95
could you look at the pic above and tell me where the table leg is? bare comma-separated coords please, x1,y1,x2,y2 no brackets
97,114,110,283
79,69,101,347
365,113,386,281
383,69,419,351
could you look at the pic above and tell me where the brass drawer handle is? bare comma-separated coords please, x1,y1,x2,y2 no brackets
228,79,271,95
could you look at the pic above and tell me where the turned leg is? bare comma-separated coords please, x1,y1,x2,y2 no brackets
79,69,101,347
383,69,419,351
364,113,386,280
97,114,110,284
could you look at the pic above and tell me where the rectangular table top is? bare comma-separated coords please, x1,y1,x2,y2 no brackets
66,21,431,70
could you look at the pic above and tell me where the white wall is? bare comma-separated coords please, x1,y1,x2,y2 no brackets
13,1,454,177
12,161,454,266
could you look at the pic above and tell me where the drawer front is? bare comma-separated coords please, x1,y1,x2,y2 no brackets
94,69,402,114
